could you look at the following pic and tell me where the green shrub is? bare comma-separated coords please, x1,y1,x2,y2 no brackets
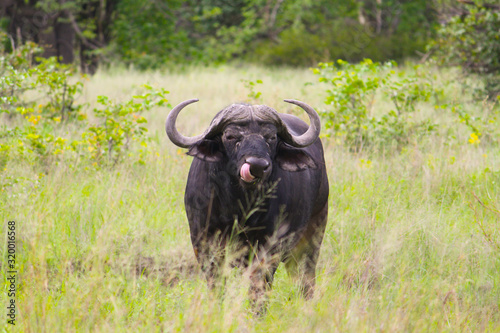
250,19,431,67
0,36,85,122
0,37,86,170
443,98,500,146
78,86,170,167
431,7,500,99
0,37,170,172
312,59,436,150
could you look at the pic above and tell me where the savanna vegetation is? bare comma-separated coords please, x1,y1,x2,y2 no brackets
1,0,500,332
0,0,459,69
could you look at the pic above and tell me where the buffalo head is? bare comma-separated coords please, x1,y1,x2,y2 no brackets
165,99,321,186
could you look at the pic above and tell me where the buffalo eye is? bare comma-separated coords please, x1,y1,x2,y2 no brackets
224,133,240,141
223,132,242,150
265,135,276,146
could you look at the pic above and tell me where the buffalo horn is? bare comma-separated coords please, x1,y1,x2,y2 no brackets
165,98,206,148
282,99,321,148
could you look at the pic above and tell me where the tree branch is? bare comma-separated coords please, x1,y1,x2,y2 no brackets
457,0,500,11
269,0,284,29
66,10,102,50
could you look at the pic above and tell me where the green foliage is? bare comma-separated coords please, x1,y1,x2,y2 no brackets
443,98,500,145
431,7,500,98
241,78,263,103
79,86,169,166
0,39,170,171
111,0,196,69
247,0,436,66
31,58,85,122
0,37,86,169
1,39,40,113
313,59,435,150
250,27,329,67
0,36,85,122
105,0,440,68
251,21,430,67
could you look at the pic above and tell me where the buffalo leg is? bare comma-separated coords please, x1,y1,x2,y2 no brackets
248,249,280,313
284,203,328,298
192,234,227,289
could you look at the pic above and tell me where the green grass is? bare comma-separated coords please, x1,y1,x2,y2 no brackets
1,65,499,332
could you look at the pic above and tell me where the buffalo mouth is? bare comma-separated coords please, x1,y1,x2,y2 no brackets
240,162,257,183
239,157,271,184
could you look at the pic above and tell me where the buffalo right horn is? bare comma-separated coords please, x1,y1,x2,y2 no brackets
165,99,206,148
282,99,321,148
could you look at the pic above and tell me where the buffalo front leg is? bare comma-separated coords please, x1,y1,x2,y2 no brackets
284,204,328,299
187,189,228,289
248,248,280,313
192,234,227,289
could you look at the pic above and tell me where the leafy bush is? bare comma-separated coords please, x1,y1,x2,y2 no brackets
312,59,436,150
250,21,430,67
444,98,500,146
431,7,500,99
78,86,169,166
0,37,86,170
111,0,199,69
0,37,85,122
0,38,170,172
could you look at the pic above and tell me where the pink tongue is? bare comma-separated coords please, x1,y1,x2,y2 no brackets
240,163,255,182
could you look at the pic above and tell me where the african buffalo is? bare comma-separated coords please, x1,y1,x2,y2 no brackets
165,99,329,303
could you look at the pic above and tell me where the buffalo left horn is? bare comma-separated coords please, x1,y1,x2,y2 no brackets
282,99,321,148
165,98,206,148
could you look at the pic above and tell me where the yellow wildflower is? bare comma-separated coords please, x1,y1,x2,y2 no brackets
468,133,480,145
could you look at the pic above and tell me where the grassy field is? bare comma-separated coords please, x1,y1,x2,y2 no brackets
1,65,499,332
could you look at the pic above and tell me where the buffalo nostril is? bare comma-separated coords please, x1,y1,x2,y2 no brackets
246,157,270,178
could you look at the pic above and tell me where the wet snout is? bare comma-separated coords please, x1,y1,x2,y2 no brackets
240,157,271,183
246,157,270,178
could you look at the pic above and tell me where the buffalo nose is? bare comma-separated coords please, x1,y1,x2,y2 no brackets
246,157,270,178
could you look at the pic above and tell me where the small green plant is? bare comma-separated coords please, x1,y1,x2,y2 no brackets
446,98,500,146
470,192,500,252
313,59,436,150
241,79,263,103
0,42,38,114
31,57,86,122
0,35,85,123
0,38,86,171
79,85,170,166
313,59,383,148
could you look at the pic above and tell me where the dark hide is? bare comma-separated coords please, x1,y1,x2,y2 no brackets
180,105,329,305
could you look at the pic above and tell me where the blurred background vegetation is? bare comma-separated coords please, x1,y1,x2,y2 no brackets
0,0,496,71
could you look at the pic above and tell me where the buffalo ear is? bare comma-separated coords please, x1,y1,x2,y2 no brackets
187,139,223,162
276,144,318,171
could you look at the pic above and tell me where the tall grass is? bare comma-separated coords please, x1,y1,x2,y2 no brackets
1,65,499,332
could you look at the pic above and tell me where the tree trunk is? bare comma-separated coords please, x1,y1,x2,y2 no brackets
358,2,367,25
39,24,58,59
375,0,382,34
55,19,75,64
